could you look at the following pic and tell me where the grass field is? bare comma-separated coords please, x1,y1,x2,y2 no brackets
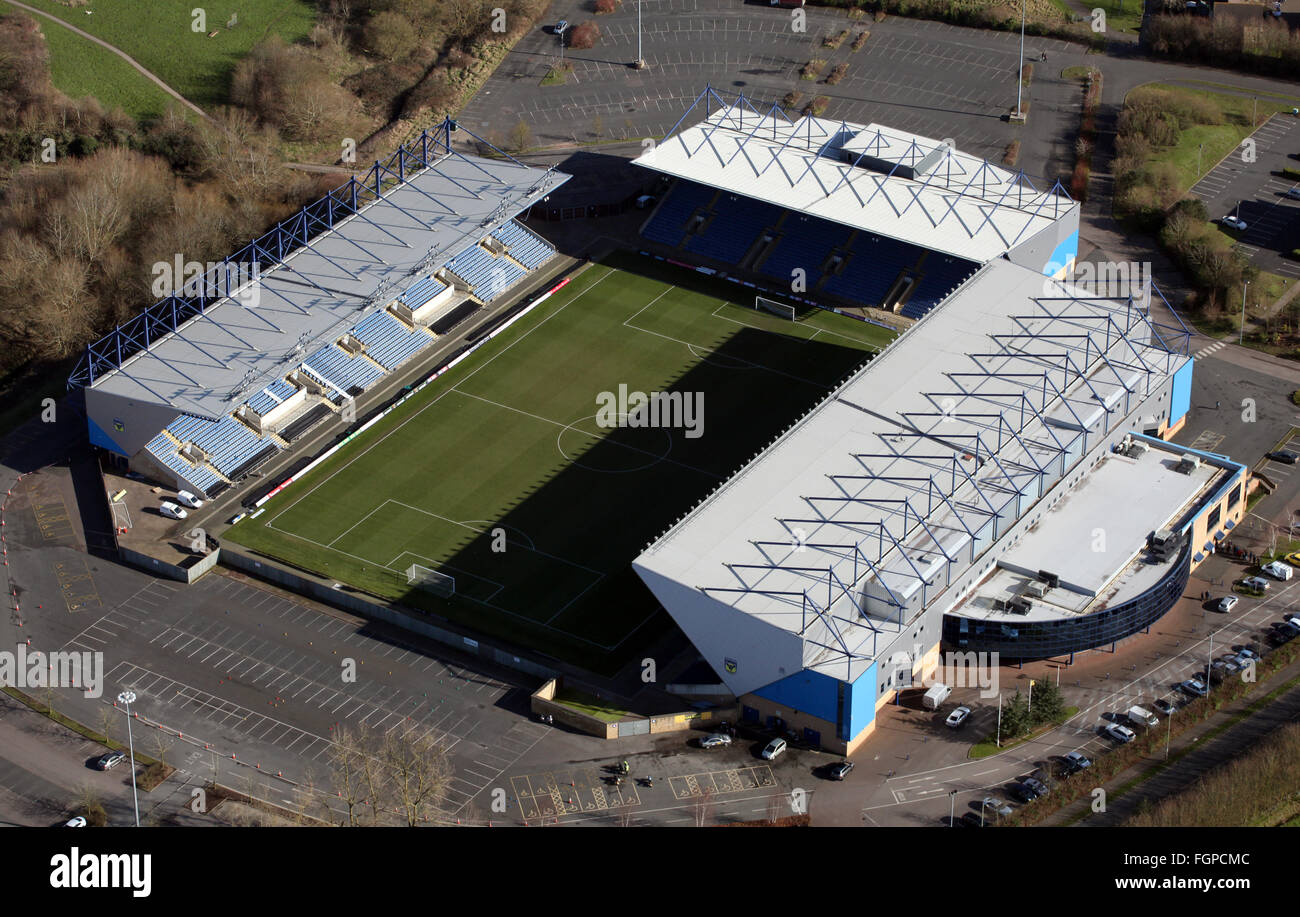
227,254,893,673
36,14,177,120
19,0,317,110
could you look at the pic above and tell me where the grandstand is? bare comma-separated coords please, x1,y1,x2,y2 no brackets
633,87,1079,322
76,118,567,499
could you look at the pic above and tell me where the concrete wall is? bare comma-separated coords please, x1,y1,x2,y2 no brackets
221,546,560,682
118,546,221,584
1007,205,1080,278
85,387,185,458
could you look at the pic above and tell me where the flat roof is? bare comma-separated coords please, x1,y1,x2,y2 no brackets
633,91,1076,263
999,448,1217,594
90,154,567,418
634,258,1187,675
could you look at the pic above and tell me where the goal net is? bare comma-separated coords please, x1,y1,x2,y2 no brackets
754,295,797,320
405,564,456,597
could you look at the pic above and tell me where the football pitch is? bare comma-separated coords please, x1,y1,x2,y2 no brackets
227,253,894,672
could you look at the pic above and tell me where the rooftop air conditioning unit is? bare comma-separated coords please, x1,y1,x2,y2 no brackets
1026,581,1049,598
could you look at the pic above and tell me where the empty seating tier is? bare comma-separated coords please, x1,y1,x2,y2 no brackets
351,310,434,371
490,220,554,269
399,275,446,306
301,343,386,396
641,182,717,247
247,377,296,416
445,244,527,301
684,196,782,265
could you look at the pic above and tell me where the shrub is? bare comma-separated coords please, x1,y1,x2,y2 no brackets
595,0,618,12
852,30,870,50
804,96,831,117
823,29,849,49
364,11,418,61
568,21,600,49
800,59,826,81
82,802,107,827
782,91,803,109
1003,140,1021,167
826,63,850,85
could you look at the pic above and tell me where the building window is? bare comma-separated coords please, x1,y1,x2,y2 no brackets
1227,484,1241,509
1207,505,1221,528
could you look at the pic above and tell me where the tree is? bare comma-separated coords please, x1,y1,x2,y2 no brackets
365,11,419,61
381,726,453,827
506,119,531,153
1002,690,1030,740
1030,678,1065,725
327,726,372,826
569,21,600,50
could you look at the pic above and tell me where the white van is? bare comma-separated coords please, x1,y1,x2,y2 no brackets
1126,705,1158,729
159,501,188,520
1262,561,1294,581
923,683,952,710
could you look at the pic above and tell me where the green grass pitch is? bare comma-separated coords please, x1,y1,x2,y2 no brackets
227,253,894,673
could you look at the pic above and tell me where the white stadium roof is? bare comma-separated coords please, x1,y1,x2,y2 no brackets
633,87,1076,263
89,149,567,419
634,258,1190,684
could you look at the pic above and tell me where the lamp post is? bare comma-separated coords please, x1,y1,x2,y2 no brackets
118,690,140,827
1015,0,1026,118
1240,280,1249,344
949,789,958,827
634,0,645,69
1198,143,1203,178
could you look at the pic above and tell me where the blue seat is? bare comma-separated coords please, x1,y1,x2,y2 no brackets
684,196,782,265
758,218,853,288
490,221,554,269
350,310,434,371
301,343,386,395
641,182,716,247
399,275,447,307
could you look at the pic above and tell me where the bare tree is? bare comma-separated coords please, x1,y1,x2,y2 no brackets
382,727,453,827
326,726,371,826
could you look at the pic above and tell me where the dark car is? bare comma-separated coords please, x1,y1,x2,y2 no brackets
1009,781,1042,803
1267,449,1299,464
95,751,125,771
1062,751,1092,774
959,811,989,827
1154,698,1178,716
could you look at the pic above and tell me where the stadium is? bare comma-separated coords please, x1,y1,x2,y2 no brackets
72,89,1246,749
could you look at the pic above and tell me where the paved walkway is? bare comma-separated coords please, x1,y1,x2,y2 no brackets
3,0,211,123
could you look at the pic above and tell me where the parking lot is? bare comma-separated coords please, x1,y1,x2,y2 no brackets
1190,114,1300,277
459,0,1072,168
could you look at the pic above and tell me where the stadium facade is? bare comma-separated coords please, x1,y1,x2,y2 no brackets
631,89,1244,755
76,121,569,499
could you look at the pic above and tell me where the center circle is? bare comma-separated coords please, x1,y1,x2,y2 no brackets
557,413,673,473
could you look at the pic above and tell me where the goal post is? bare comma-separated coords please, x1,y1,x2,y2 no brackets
754,295,798,320
406,563,456,597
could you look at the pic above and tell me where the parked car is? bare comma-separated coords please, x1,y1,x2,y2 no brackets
761,738,787,761
981,796,1014,817
95,751,125,770
1022,776,1049,796
1063,751,1093,774
827,761,854,780
1236,647,1259,661
1285,551,1300,568
1180,678,1208,697
175,490,203,509
1285,187,1300,201
1216,595,1239,613
1220,215,1248,231
1266,449,1299,464
699,733,731,749
1285,614,1300,630
553,19,568,34
1273,621,1300,644
945,705,971,728
64,816,87,827
1106,723,1137,743
1009,781,1043,803
959,811,989,827
158,501,187,520
1217,656,1241,675
1154,698,1178,716
1262,561,1294,581
1242,576,1270,592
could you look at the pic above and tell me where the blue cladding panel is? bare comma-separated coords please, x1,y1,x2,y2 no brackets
847,662,877,740
752,669,840,723
88,416,128,456
1170,359,1192,427
1044,229,1079,277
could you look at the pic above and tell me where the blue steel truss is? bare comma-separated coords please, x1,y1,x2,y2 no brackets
68,119,525,389
675,282,1189,678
